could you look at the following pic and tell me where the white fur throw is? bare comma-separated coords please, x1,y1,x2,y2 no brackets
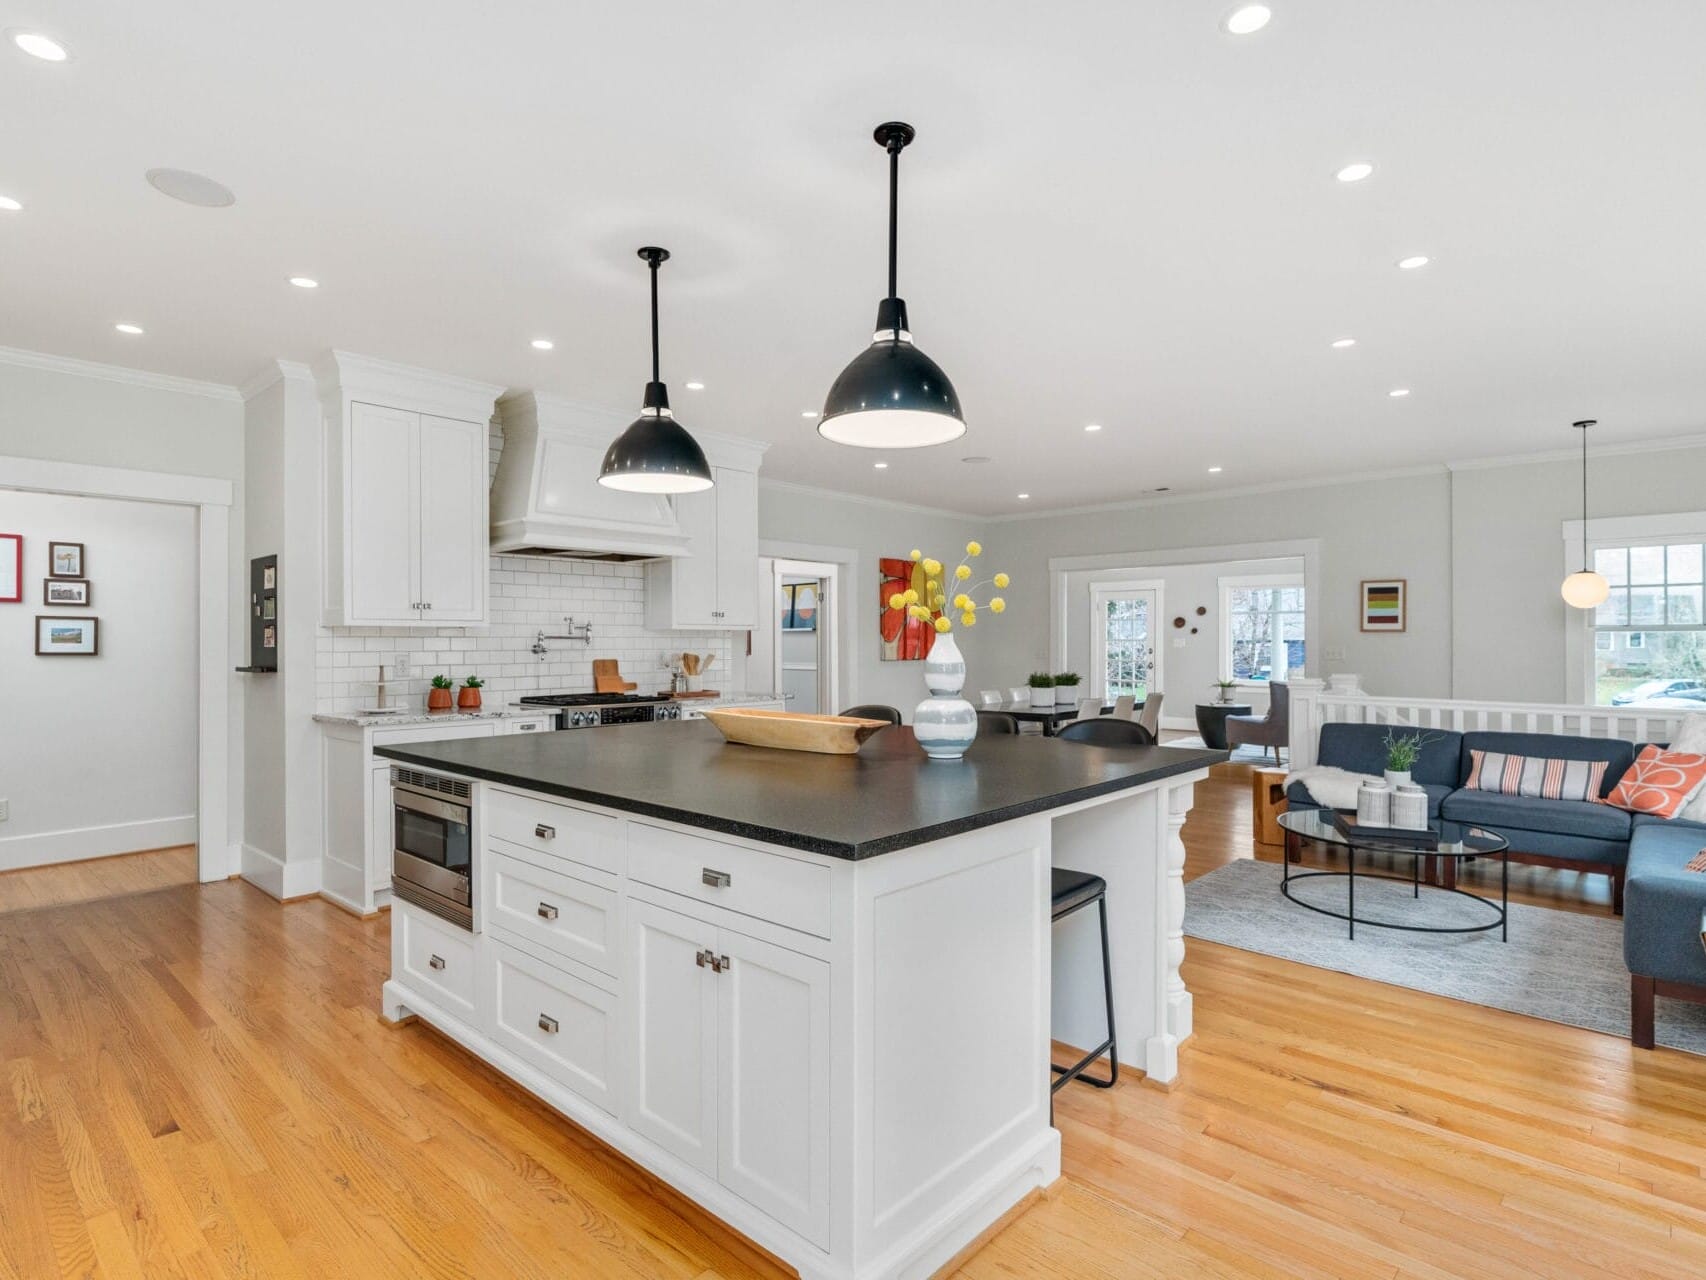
1284,765,1381,811
1674,714,1706,823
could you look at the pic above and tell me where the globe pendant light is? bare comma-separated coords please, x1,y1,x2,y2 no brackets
599,247,714,494
1561,418,1611,609
818,121,965,449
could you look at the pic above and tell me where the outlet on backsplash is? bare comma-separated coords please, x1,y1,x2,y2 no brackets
391,652,412,680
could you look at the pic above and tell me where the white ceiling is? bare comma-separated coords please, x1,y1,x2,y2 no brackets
5,1,1706,514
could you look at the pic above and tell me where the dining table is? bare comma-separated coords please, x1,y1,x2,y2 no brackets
989,699,1139,736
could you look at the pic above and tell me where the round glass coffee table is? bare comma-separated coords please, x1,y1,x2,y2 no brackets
1276,809,1510,941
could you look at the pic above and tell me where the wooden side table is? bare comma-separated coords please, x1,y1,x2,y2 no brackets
1252,766,1289,846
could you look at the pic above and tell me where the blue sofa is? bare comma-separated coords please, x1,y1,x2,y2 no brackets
1293,722,1706,1045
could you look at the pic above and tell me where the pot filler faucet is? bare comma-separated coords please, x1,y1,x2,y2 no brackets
532,616,593,657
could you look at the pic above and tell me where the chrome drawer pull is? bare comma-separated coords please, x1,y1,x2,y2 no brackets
711,954,732,973
535,824,556,840
537,1014,559,1034
696,948,712,968
517,723,537,731
537,902,559,921
701,868,731,889
428,954,446,971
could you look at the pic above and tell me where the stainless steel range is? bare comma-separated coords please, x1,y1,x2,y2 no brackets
518,691,684,730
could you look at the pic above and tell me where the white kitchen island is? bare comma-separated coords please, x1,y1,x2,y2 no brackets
376,721,1221,1280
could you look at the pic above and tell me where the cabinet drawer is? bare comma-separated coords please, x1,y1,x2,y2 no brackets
489,943,620,1115
487,848,619,977
628,823,831,940
486,788,621,876
396,905,477,1021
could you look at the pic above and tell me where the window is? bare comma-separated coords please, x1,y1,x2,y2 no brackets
1221,576,1305,683
1090,583,1158,700
1591,542,1705,706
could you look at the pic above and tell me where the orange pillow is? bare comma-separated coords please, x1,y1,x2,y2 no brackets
1604,746,1706,818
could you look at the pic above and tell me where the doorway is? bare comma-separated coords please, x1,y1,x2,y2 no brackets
1089,581,1162,702
762,559,839,716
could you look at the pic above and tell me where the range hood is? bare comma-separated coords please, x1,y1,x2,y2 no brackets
491,391,693,560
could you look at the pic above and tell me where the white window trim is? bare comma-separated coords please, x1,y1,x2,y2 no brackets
1563,510,1706,703
1088,579,1164,702
1219,572,1305,686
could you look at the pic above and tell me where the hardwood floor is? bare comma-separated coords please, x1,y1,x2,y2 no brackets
3,776,1703,1278
0,845,195,914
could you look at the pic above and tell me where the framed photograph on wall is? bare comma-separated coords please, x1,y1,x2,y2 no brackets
0,533,19,602
1360,579,1407,632
36,615,99,655
49,541,84,578
43,578,91,606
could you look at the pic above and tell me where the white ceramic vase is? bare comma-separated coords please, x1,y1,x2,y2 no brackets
1384,769,1411,789
914,632,977,761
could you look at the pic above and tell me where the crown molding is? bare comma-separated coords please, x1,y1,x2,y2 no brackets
1446,430,1706,472
0,345,242,402
758,476,983,522
238,359,315,402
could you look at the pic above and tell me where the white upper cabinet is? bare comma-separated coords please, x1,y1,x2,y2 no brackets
645,440,767,631
318,352,503,627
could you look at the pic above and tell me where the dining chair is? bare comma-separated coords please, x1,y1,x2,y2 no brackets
1135,691,1163,739
1110,694,1136,720
1057,718,1155,747
1075,697,1103,721
976,711,1019,735
839,703,902,726
978,690,1003,708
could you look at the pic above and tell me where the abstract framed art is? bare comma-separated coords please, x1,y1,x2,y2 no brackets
0,533,19,602
1360,579,1407,632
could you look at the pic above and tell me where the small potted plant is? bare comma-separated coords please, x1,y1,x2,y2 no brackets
1053,672,1081,707
428,674,454,712
458,675,484,711
1027,672,1055,709
1211,679,1239,705
1381,728,1442,787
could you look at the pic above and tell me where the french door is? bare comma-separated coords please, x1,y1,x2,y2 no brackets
1090,582,1161,702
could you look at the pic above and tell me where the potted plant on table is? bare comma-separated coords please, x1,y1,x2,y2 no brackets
1211,679,1239,705
428,674,454,712
1027,672,1055,709
1053,672,1081,707
1381,728,1442,787
458,675,484,711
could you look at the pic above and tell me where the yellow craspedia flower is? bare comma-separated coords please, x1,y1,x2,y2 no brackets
952,592,969,609
955,564,971,580
910,549,922,561
961,611,976,627
966,540,982,557
993,572,1010,589
989,597,1006,614
903,588,919,605
888,592,906,610
923,558,942,576
933,616,952,634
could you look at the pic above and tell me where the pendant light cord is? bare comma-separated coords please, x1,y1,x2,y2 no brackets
649,256,661,384
886,138,900,301
1580,422,1589,572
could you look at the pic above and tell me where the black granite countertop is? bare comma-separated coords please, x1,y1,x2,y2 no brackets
375,720,1226,860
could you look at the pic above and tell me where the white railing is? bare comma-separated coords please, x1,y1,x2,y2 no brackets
1287,677,1690,769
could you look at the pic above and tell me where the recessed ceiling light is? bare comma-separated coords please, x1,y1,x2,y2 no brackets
1335,162,1374,183
1017,492,1030,500
1397,255,1430,270
114,323,144,335
530,338,554,350
0,195,20,212
1330,337,1356,349
8,30,68,61
801,410,820,419
685,381,705,391
873,461,889,469
145,168,236,208
1224,5,1272,35
1084,423,1103,432
1389,388,1410,398
288,276,319,289
1208,466,1224,473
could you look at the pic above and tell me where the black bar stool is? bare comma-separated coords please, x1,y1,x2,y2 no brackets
1050,867,1118,1093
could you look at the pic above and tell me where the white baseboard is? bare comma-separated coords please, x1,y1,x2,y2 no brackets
1160,716,1198,732
239,842,322,900
0,814,196,873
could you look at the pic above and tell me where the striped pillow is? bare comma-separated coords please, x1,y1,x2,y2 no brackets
1464,749,1608,802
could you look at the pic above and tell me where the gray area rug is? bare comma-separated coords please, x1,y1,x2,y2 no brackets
1185,858,1706,1056
1167,734,1280,764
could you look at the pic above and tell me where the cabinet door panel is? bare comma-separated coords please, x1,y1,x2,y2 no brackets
716,927,831,1247
416,414,487,622
626,898,717,1175
347,403,419,622
670,488,720,627
713,467,759,628
489,943,620,1115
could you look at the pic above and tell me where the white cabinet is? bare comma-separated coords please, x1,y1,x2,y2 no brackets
317,352,503,627
644,453,765,631
488,941,621,1116
625,897,830,1245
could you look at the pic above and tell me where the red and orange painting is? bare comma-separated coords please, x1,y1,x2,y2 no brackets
879,556,937,661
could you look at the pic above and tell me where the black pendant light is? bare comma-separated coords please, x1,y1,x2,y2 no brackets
1560,418,1610,609
599,247,714,493
818,121,965,449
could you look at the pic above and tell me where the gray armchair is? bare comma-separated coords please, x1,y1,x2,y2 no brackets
1225,682,1288,763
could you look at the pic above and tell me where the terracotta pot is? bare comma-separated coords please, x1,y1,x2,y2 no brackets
427,687,453,711
457,687,482,711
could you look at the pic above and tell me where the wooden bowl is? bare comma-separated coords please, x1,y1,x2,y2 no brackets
699,707,891,755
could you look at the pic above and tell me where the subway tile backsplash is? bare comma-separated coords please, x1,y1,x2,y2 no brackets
315,555,734,713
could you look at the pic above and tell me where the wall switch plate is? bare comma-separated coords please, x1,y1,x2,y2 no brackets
1172,637,1186,648
0,798,9,822
392,653,411,679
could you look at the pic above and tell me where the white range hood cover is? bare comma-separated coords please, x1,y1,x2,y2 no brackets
491,391,694,560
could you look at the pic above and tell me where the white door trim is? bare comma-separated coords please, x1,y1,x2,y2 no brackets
1087,579,1164,702
759,539,858,712
0,453,233,883
771,560,839,717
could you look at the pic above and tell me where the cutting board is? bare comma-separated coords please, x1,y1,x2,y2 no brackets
592,659,636,694
670,690,721,700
